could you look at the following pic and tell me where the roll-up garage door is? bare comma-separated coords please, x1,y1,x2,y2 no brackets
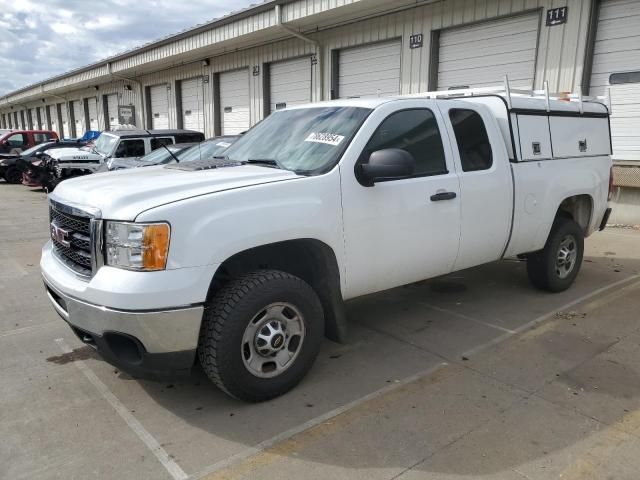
29,109,37,130
38,107,46,130
590,0,640,161
87,98,99,131
48,106,57,134
60,104,71,139
269,57,312,112
107,94,119,129
438,13,539,90
180,77,204,132
338,40,401,98
150,85,169,129
72,100,85,137
219,69,250,135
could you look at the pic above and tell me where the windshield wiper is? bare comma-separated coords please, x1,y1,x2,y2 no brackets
244,158,281,169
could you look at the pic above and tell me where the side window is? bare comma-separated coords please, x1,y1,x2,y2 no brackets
33,133,48,144
7,133,27,147
363,109,447,177
150,137,174,150
449,109,493,172
114,139,146,158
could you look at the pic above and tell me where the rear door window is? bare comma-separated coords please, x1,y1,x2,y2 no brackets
448,109,493,172
33,133,49,144
114,139,146,158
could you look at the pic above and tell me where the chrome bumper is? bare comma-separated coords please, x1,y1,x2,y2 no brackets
44,278,204,354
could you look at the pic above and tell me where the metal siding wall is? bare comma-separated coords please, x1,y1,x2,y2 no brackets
0,0,591,130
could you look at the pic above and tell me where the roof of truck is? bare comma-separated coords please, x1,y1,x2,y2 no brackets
284,95,609,115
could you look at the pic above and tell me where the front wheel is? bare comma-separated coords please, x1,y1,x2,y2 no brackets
198,270,324,402
526,217,584,292
3,166,22,184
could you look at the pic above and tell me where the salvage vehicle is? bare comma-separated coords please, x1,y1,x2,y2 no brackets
41,83,613,401
39,129,205,190
1,137,99,184
0,129,58,154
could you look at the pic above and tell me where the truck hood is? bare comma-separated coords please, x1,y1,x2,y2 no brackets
47,147,102,162
50,163,301,220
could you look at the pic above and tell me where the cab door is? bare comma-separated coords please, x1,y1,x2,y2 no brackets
340,101,461,299
436,101,512,271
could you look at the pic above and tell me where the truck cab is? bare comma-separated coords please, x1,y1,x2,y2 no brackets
41,86,613,402
0,129,58,154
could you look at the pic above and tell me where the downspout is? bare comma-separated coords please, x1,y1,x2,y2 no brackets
107,62,145,127
275,4,323,101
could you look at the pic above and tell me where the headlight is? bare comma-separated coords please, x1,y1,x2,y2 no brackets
105,221,170,271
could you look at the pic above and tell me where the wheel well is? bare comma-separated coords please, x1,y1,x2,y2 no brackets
208,239,347,343
557,195,593,234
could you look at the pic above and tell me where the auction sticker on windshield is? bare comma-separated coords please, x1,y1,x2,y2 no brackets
304,132,345,146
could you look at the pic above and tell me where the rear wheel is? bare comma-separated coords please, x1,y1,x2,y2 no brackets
3,166,21,184
198,270,324,402
526,216,584,292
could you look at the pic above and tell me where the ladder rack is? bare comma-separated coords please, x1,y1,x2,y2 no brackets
401,76,609,113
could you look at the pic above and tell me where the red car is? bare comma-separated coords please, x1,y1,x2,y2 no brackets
0,130,58,155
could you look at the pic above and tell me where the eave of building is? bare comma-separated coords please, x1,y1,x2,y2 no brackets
0,0,430,108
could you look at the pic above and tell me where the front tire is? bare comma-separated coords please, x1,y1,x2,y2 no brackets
3,166,22,184
526,217,584,292
198,270,324,402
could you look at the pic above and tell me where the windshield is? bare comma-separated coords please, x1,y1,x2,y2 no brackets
21,143,51,156
223,107,371,174
179,139,234,163
93,134,118,156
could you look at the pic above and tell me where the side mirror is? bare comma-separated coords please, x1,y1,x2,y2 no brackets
358,148,415,186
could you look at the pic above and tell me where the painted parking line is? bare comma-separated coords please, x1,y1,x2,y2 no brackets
55,338,189,480
418,302,516,334
190,274,640,479
0,322,58,338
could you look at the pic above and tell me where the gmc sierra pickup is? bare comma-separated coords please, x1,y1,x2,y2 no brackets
41,91,613,401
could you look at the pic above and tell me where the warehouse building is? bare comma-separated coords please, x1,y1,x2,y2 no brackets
0,0,638,220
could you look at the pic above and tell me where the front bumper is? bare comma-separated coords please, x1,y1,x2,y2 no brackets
44,279,203,377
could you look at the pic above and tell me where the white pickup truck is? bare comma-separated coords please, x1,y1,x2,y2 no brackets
41,90,613,401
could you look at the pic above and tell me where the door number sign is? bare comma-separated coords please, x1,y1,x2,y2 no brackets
409,34,424,49
546,7,568,26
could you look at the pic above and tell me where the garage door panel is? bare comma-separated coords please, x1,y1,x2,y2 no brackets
150,84,169,130
591,0,640,160
440,17,538,47
73,101,84,136
220,69,250,135
440,33,537,61
181,77,204,132
270,57,311,112
438,14,538,90
107,94,119,128
87,98,98,131
339,40,401,98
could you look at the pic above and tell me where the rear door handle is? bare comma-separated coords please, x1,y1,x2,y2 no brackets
430,191,457,202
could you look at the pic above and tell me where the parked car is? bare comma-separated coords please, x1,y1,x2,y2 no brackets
41,92,613,401
0,140,83,184
0,129,58,154
106,136,238,170
38,129,205,190
105,143,197,171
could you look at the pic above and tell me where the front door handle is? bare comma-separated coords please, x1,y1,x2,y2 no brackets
430,191,457,202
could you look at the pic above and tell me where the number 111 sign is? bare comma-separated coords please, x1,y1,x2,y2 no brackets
546,7,568,26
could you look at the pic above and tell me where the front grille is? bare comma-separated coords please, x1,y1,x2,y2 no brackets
50,202,94,276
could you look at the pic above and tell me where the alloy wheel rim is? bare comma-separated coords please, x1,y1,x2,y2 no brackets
556,234,577,279
241,302,305,378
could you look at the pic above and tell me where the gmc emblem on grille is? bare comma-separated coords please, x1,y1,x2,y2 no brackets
50,223,71,248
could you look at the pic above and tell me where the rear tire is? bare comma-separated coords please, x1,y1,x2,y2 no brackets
198,270,324,402
526,217,584,292
3,166,21,184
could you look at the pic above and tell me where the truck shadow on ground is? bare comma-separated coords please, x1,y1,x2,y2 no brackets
108,255,640,476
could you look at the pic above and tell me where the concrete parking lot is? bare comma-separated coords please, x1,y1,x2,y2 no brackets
2,181,640,480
